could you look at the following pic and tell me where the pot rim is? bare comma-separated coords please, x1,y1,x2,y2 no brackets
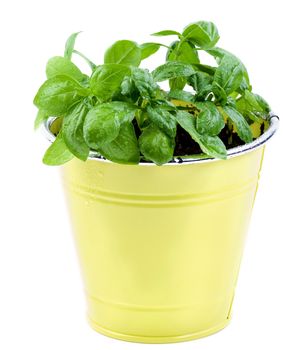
43,113,279,166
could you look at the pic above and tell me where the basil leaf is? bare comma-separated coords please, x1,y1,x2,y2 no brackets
43,133,74,165
192,63,216,75
168,90,195,102
182,21,219,48
236,90,268,121
167,41,199,91
176,111,227,159
139,125,175,165
98,123,140,164
212,81,227,105
196,101,225,136
188,71,213,96
146,105,176,138
207,47,250,92
130,67,159,99
169,77,187,91
90,64,130,101
221,106,253,143
167,41,200,64
151,30,181,37
83,101,137,149
253,94,271,114
236,96,260,122
226,96,237,108
121,76,135,95
244,90,263,110
214,55,244,95
33,76,89,115
140,43,161,60
62,102,89,160
46,56,85,82
64,32,81,60
104,40,141,66
198,134,227,159
152,61,195,82
34,110,49,130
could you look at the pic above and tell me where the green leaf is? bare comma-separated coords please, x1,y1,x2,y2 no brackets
253,94,271,114
140,43,161,60
43,133,74,165
146,105,176,138
98,123,140,164
33,76,89,115
221,106,253,143
34,110,49,130
130,67,159,99
182,21,219,48
151,30,181,37
176,111,227,159
195,101,225,136
207,47,250,92
139,125,174,165
104,40,141,66
152,61,195,82
167,90,195,102
46,56,85,82
236,90,268,121
166,41,199,91
90,64,130,101
169,77,187,91
213,55,244,95
83,101,137,149
64,32,81,60
188,71,213,95
198,134,228,159
211,81,227,105
192,63,216,75
121,76,135,95
62,102,89,160
167,41,200,64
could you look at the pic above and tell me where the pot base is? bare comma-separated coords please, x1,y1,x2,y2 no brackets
88,315,231,344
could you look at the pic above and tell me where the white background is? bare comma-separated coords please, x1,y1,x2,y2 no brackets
0,0,282,349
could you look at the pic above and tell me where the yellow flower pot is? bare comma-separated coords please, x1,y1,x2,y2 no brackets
45,116,278,343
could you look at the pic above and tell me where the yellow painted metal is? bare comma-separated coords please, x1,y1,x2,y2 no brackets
61,146,265,343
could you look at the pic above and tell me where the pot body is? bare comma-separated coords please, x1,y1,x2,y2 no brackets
61,146,265,343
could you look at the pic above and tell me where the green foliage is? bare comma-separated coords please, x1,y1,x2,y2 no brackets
33,76,89,115
139,125,175,165
62,102,90,160
34,22,271,166
90,64,130,101
152,61,195,82
98,123,140,164
182,21,220,48
104,40,141,66
46,56,85,81
140,43,161,60
146,105,177,138
195,101,225,136
83,101,137,149
221,106,253,143
43,133,74,165
176,111,227,159
64,32,81,60
151,30,181,37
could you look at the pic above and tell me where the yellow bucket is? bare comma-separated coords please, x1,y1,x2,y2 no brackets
45,116,278,343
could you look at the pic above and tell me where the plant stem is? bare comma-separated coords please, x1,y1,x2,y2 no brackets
73,50,96,70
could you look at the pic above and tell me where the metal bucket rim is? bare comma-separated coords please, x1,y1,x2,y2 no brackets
42,113,279,166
